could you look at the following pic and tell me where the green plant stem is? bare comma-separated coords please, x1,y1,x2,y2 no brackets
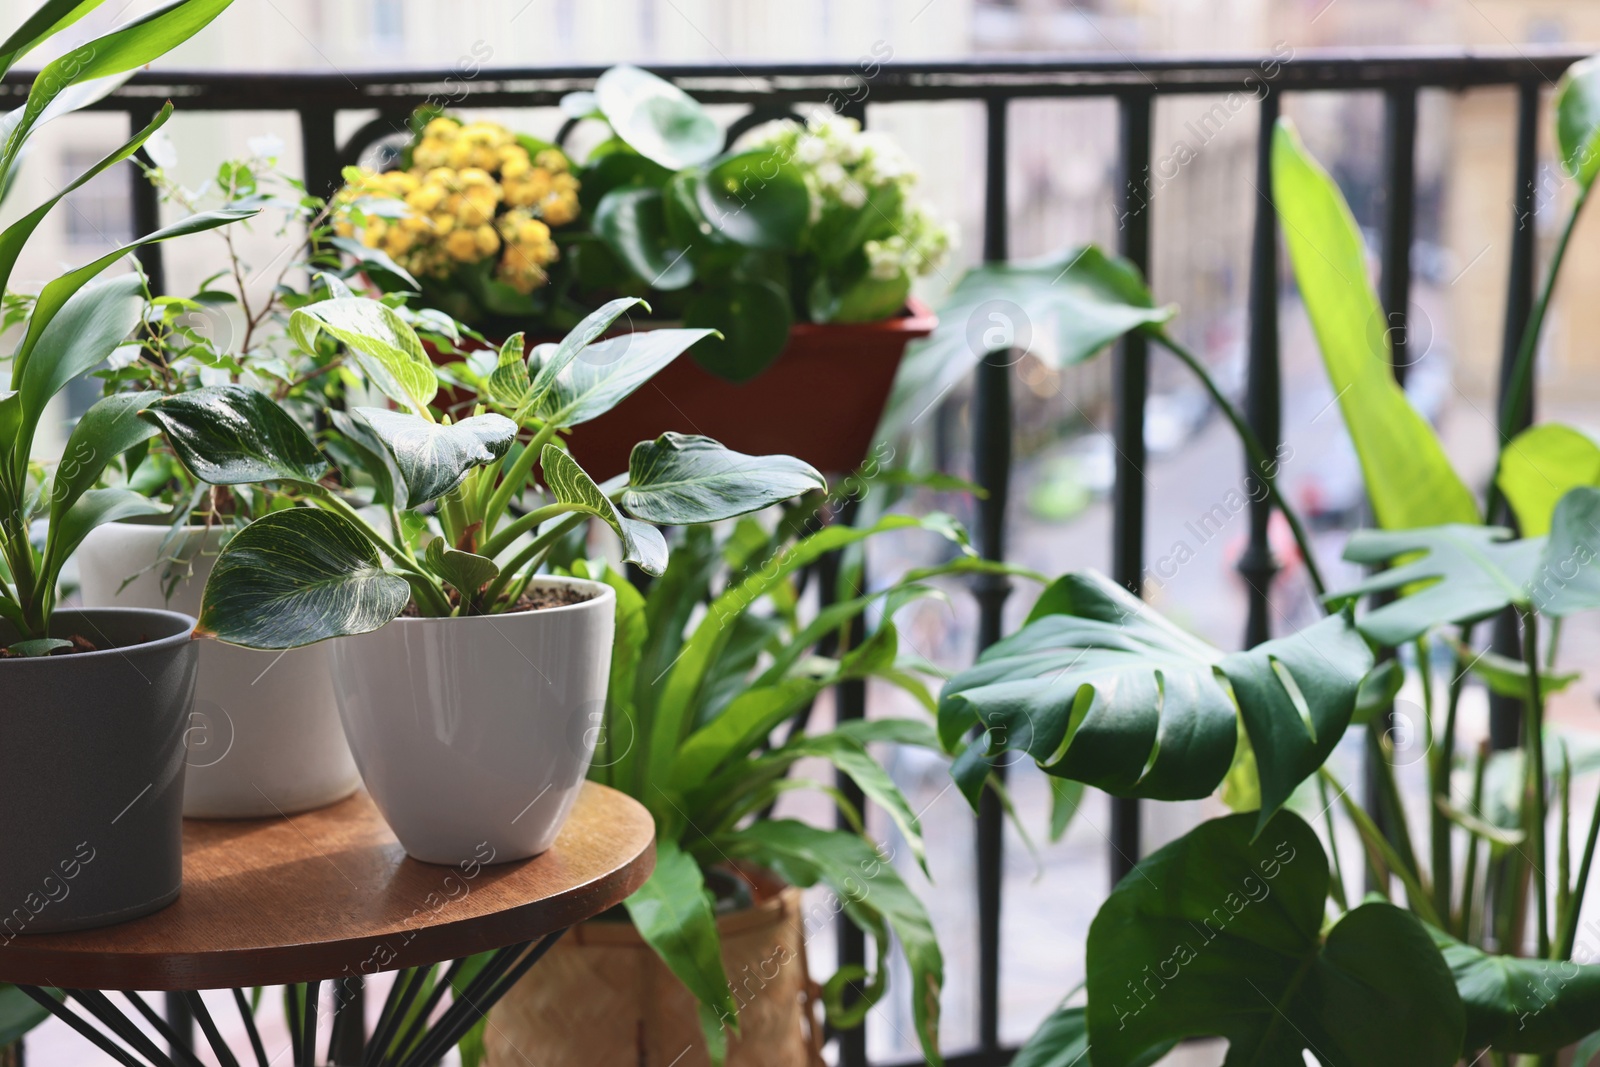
1559,766,1600,959
1318,772,1350,912
1521,607,1550,958
1489,184,1592,521
483,421,559,536
308,488,452,615
1417,638,1456,923
440,486,469,548
1322,766,1442,928
478,504,574,561
480,512,586,609
1153,332,1327,597
1459,743,1490,941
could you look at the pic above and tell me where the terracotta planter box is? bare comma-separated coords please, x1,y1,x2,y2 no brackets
430,302,935,476
485,870,824,1066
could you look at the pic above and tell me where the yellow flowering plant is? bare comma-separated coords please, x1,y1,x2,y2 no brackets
333,115,582,326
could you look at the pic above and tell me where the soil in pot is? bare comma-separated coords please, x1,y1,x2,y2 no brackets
0,608,196,934
485,868,825,1066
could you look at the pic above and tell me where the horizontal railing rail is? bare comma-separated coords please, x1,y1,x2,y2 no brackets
4,44,1585,1067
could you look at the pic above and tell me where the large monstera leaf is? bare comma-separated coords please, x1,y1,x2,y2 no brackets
1088,812,1464,1067
1428,926,1600,1054
621,433,825,524
939,570,1372,833
353,407,515,507
198,508,411,649
1331,488,1600,644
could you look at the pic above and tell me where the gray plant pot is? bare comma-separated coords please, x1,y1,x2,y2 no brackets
0,608,197,935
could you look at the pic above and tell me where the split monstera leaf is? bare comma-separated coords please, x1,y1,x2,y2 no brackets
139,296,825,648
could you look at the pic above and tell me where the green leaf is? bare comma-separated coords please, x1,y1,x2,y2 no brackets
7,637,73,656
1272,118,1479,530
0,0,235,188
1088,811,1463,1067
1577,1029,1600,1067
424,537,498,597
525,296,648,413
354,408,515,508
51,487,166,572
1532,485,1600,616
536,326,717,427
0,0,110,76
1351,657,1406,725
0,984,51,1045
593,187,694,290
16,271,144,440
326,234,419,291
1048,777,1085,843
721,820,943,1067
621,433,824,524
939,570,1372,834
1557,55,1600,190
486,332,531,408
683,280,791,383
328,408,406,508
621,839,738,1043
881,246,1174,439
49,390,160,523
1332,525,1542,645
140,385,329,487
289,298,437,416
1012,1003,1172,1067
594,65,721,171
1498,423,1600,537
1429,924,1600,1053
198,508,411,649
1449,638,1578,703
0,103,171,297
694,149,810,251
540,444,666,575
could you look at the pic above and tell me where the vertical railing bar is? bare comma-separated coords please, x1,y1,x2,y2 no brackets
972,94,1014,1058
1488,79,1542,752
297,108,343,204
128,105,166,297
1238,88,1281,650
1109,90,1153,886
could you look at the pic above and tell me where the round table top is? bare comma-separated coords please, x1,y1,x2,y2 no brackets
0,782,655,991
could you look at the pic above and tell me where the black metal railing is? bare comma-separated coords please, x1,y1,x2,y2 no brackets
4,44,1590,1067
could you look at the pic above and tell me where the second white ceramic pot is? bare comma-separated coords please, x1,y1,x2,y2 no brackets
327,577,616,866
76,521,362,819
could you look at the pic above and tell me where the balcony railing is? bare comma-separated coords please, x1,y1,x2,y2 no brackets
3,44,1590,1067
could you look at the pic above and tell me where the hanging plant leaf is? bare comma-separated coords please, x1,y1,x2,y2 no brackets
594,65,721,171
683,279,791,383
198,508,411,649
541,444,667,575
141,384,329,487
939,570,1372,834
536,327,717,426
289,298,438,416
354,408,515,508
1088,811,1464,1067
593,187,695,290
621,433,824,524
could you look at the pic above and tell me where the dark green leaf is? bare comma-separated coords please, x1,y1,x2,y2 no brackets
17,271,144,437
1351,657,1406,726
1272,118,1479,530
199,508,411,649
326,234,419,290
1088,811,1463,1067
1450,637,1578,703
1498,423,1600,537
142,385,329,487
1048,777,1085,843
51,487,166,571
940,570,1372,834
354,408,515,507
541,444,666,575
1332,525,1542,644
50,390,160,522
622,433,824,524
536,326,717,426
621,839,737,1043
1429,924,1600,1053
594,64,720,170
694,149,810,251
593,187,694,290
1557,55,1600,190
880,246,1173,439
1012,1003,1172,1067
289,298,437,415
7,637,74,656
683,280,790,383
424,536,498,596
486,332,530,408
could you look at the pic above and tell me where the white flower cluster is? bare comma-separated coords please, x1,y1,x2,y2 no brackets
738,111,953,278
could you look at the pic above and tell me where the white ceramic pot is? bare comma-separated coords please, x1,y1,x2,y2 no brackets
327,577,616,866
76,521,361,819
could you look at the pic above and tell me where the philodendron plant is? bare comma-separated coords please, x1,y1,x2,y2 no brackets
0,0,257,655
136,292,825,645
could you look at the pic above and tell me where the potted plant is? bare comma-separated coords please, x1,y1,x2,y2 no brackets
138,292,827,864
484,506,1018,1066
74,146,379,819
334,65,952,473
0,0,252,938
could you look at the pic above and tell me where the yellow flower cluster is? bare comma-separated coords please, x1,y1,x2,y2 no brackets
333,116,580,295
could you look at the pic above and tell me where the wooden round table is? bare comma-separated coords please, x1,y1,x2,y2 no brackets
0,782,655,1067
